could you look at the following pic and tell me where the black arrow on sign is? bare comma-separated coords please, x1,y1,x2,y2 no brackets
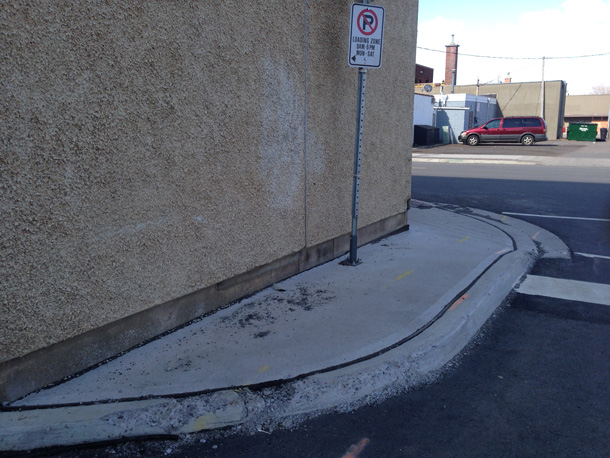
351,55,357,62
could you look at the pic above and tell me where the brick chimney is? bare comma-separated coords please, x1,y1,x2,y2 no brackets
445,35,459,87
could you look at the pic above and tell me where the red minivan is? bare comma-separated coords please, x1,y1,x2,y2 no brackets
458,116,547,146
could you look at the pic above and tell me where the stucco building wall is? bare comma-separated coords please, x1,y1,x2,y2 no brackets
1,1,417,401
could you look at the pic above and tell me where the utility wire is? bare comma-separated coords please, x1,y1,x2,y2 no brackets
416,46,610,60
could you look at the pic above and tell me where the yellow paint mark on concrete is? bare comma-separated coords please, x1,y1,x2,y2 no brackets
396,270,413,280
192,413,218,431
532,231,540,240
188,408,243,433
258,365,270,373
501,215,507,222
458,236,471,243
181,392,245,433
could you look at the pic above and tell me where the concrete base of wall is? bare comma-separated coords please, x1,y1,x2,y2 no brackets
0,212,408,403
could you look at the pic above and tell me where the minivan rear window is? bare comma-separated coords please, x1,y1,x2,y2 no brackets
522,118,541,127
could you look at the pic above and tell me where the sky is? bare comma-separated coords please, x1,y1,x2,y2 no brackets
416,0,610,95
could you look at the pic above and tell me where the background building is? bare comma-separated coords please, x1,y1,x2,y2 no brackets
415,81,567,140
413,93,435,126
434,94,498,143
415,37,566,140
413,93,498,145
0,1,418,402
564,94,610,138
415,64,434,84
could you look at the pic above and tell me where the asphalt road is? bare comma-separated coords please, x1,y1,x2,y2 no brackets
412,141,610,257
412,174,610,257
33,141,610,458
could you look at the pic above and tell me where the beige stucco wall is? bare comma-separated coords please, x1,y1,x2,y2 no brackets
306,2,414,245
1,0,416,375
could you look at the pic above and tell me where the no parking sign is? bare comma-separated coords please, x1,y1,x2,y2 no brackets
348,3,385,68
344,3,386,265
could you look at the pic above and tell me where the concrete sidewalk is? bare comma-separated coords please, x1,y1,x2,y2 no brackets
0,202,571,452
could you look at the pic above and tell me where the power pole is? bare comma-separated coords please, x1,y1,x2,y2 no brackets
540,56,545,119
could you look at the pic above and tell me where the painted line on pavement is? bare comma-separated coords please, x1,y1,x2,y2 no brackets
458,235,471,243
516,275,610,306
503,212,610,222
396,270,413,280
449,294,468,311
380,270,414,291
341,438,370,458
575,252,610,260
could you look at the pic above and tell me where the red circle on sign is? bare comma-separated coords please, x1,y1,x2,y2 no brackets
357,9,378,36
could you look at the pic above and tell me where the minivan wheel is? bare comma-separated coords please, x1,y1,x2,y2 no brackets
467,135,479,146
521,134,535,146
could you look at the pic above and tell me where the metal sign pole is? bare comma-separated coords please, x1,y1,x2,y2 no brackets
343,0,383,266
345,66,367,266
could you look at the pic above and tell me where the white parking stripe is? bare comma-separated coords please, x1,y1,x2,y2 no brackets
516,275,610,306
575,252,610,260
502,212,610,222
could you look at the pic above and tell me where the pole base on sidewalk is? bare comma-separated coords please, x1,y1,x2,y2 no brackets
340,257,362,266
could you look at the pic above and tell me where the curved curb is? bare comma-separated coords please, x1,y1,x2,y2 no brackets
0,204,571,452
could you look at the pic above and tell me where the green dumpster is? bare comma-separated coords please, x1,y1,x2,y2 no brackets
567,123,597,142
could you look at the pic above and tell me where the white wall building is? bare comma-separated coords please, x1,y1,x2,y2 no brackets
433,94,498,143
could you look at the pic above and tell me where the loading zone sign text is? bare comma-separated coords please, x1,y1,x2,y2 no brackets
348,3,385,68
